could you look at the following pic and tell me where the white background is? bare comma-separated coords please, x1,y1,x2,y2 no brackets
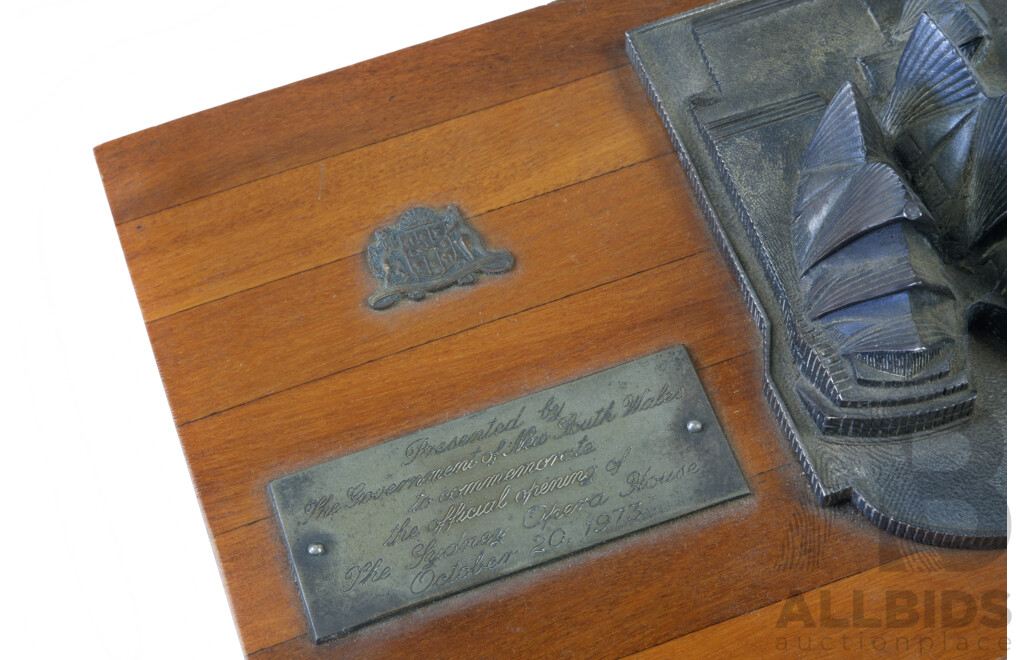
1,1,1017,658
2,2,542,658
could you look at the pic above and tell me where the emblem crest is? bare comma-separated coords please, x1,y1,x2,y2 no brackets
366,205,513,310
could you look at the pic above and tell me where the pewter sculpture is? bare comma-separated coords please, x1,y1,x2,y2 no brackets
628,0,1005,546
367,205,513,309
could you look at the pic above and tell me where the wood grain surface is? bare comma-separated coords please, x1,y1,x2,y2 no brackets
94,0,1007,657
631,550,1007,659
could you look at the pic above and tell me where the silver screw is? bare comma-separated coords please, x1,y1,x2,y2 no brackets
308,543,325,556
686,419,704,433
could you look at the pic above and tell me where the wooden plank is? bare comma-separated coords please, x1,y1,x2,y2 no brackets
181,250,761,539
631,551,1006,659
244,463,955,658
218,519,309,654
150,153,703,424
94,0,705,225
118,66,669,323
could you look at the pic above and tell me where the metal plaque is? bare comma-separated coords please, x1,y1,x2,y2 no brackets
270,346,748,642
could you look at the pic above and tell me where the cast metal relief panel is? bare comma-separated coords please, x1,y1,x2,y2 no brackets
270,346,748,642
627,0,1006,546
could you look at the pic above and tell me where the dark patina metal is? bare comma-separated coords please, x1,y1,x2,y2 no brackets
366,205,513,309
270,346,748,642
628,0,1005,546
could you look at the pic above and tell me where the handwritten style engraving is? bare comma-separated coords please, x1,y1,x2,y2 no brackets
514,465,597,506
621,463,701,498
366,205,514,310
269,346,748,643
382,518,420,547
429,484,513,534
403,407,524,465
522,492,609,531
409,547,519,596
300,494,342,525
622,384,683,417
406,526,510,571
339,558,392,593
538,395,618,436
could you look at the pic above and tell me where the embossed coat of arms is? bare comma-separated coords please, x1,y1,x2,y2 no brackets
366,205,514,310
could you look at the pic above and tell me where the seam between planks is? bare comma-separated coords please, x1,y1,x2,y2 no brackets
211,346,764,544
112,64,634,228
174,237,711,428
145,147,675,326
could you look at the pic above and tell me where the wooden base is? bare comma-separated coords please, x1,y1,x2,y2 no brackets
95,0,1006,656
